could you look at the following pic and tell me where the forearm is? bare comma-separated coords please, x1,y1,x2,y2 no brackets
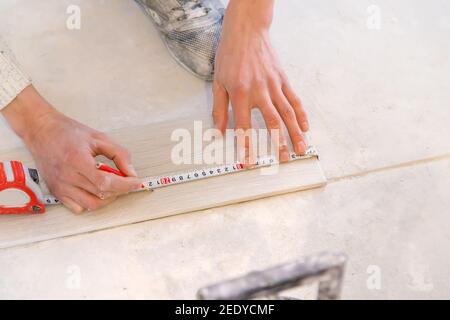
0,38,46,144
225,0,275,30
1,85,55,145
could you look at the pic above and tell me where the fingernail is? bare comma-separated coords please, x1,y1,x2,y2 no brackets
134,182,144,190
238,148,246,164
138,183,154,192
297,141,307,155
246,154,255,168
128,165,138,177
280,149,290,162
244,148,254,168
214,123,224,134
63,199,84,214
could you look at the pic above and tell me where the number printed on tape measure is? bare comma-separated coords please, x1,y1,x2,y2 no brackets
142,148,317,190
146,162,247,188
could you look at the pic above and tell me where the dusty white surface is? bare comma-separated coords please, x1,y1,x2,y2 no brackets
0,0,449,299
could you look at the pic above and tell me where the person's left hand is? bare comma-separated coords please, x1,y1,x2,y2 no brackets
212,0,309,165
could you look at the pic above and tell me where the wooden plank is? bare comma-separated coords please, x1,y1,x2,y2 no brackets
0,117,326,249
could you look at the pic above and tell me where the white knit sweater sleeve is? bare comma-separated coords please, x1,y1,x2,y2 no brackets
0,38,31,110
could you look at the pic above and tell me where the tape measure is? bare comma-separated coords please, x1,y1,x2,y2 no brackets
1,146,318,214
0,161,48,214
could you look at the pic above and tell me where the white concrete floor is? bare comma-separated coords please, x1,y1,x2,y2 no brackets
0,0,449,299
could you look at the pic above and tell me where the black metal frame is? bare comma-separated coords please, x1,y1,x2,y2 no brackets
197,252,347,300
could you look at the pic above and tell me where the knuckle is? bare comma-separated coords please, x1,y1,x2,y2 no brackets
231,82,250,96
94,131,110,142
87,199,102,211
94,175,111,191
252,78,266,90
267,76,280,89
298,107,308,119
292,133,304,142
265,116,281,129
212,109,222,119
293,98,303,109
94,175,106,187
117,146,131,160
279,105,295,120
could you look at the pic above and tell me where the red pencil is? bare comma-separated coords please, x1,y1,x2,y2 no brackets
96,163,126,177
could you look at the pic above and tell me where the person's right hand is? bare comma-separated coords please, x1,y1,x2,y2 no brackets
2,85,142,213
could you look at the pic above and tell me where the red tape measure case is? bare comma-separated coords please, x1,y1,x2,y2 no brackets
0,161,46,214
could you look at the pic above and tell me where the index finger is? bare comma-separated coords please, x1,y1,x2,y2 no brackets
94,139,138,177
231,97,254,167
